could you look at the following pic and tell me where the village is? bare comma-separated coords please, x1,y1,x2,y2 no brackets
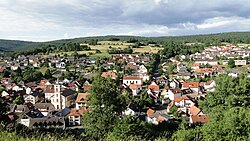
0,41,249,130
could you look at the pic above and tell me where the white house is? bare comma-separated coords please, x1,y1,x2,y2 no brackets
24,94,36,104
34,103,55,117
75,92,88,110
174,95,195,108
203,80,216,92
182,82,199,93
166,88,182,101
56,62,66,68
123,108,136,116
129,84,142,96
169,79,181,89
123,76,143,85
45,85,75,110
67,109,84,126
138,65,148,74
234,60,247,66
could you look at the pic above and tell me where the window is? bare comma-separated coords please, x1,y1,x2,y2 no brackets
57,105,59,109
56,99,59,102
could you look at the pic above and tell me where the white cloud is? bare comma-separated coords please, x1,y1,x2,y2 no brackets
1,0,250,41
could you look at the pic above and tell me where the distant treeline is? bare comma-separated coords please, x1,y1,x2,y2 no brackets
107,47,133,54
1,32,250,56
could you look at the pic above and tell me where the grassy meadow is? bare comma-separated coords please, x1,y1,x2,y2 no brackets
47,41,163,58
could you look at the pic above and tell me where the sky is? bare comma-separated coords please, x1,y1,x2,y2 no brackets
1,0,250,41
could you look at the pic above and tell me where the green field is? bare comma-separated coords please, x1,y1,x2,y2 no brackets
48,41,163,57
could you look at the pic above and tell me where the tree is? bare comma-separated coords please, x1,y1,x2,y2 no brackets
13,95,24,104
44,69,52,79
228,58,235,68
81,76,125,140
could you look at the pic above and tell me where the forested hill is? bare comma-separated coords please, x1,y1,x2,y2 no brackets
1,32,250,53
0,39,36,52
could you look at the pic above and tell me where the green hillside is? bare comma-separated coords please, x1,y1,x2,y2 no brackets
0,32,250,53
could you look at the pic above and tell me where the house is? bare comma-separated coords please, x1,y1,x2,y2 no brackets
24,94,36,104
138,65,148,74
194,60,218,66
61,89,76,109
177,63,187,72
182,82,199,93
101,71,117,79
1,91,10,97
45,85,76,110
124,63,138,72
123,107,136,116
176,72,191,80
145,108,171,125
67,109,86,126
129,84,142,96
228,69,241,77
56,62,66,68
189,105,203,116
174,95,195,108
191,63,200,70
34,103,55,117
123,76,143,85
82,84,92,92
169,79,181,89
234,60,247,66
1,78,12,84
190,115,209,124
145,108,158,125
139,72,150,81
75,92,89,110
203,80,216,92
33,61,41,68
147,82,160,94
11,64,19,71
166,88,182,101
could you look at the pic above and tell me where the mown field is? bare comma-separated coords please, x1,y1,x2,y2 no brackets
48,41,163,57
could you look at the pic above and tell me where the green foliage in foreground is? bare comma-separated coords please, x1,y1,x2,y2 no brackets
172,74,250,141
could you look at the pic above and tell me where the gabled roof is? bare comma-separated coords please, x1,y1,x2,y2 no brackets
171,88,182,94
67,109,87,116
189,105,201,116
174,95,193,103
83,84,92,92
101,71,117,78
129,84,142,90
147,108,155,117
123,76,142,80
61,89,75,97
183,82,199,88
191,115,209,123
75,92,89,103
148,84,159,92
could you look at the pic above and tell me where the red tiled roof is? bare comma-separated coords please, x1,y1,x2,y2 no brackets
147,108,155,117
101,72,117,78
129,84,142,90
148,85,159,91
75,93,89,103
157,115,168,122
45,88,54,93
183,82,199,88
67,109,86,116
191,115,209,123
83,84,92,92
171,88,182,94
123,76,142,80
174,97,182,102
189,106,201,115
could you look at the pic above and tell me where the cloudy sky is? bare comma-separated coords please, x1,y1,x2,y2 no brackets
1,0,250,41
